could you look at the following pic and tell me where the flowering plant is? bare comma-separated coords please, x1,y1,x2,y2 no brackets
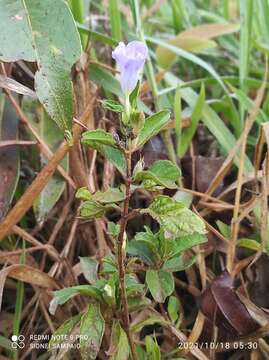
49,41,206,359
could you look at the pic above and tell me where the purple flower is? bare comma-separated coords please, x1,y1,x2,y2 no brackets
112,41,148,94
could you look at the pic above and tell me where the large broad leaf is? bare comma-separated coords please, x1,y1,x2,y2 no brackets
141,195,206,238
0,0,82,133
156,23,239,68
135,110,170,149
0,95,19,220
134,160,180,189
146,269,174,303
80,303,105,360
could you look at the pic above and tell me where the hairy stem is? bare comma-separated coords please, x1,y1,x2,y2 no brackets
117,150,137,359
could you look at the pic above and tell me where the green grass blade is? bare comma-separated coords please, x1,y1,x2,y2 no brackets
109,0,122,42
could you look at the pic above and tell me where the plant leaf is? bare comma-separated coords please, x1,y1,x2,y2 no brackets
134,160,181,189
109,321,130,360
49,285,103,315
48,314,81,350
135,110,170,149
0,0,82,132
146,269,174,303
145,336,161,360
171,233,207,256
168,296,180,324
81,129,118,147
162,254,197,272
79,257,99,284
101,99,125,113
80,303,105,360
141,195,206,238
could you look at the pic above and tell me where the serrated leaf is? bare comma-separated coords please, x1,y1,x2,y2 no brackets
79,257,98,284
0,0,82,132
134,160,181,189
146,269,174,303
135,110,170,149
80,303,105,360
108,222,121,237
141,196,206,238
101,99,124,113
48,314,81,351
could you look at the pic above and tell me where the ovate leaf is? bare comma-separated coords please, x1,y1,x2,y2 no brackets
109,321,130,360
135,110,170,149
79,200,107,219
81,130,126,174
48,314,81,350
101,99,124,113
168,296,180,324
80,303,105,360
162,254,197,272
79,257,99,284
171,233,207,256
134,160,181,189
0,0,82,132
141,195,206,238
81,129,118,147
49,285,103,315
146,269,174,303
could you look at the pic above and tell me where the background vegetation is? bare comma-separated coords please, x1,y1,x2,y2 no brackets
0,0,269,359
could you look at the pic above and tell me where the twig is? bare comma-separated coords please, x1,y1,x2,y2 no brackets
0,140,37,147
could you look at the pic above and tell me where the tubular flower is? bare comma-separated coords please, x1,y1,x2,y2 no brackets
112,41,148,94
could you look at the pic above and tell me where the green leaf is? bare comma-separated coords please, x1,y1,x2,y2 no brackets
101,99,124,113
127,236,160,265
49,285,103,315
145,336,161,360
108,221,121,237
135,110,170,149
80,303,105,360
109,321,130,360
79,200,107,219
81,129,118,147
131,315,166,333
76,187,92,201
171,233,207,256
81,130,126,174
48,314,81,350
128,296,151,312
0,0,82,132
162,254,197,272
168,296,180,324
146,269,174,303
93,188,125,203
216,220,231,238
141,195,206,238
79,257,98,284
134,160,181,189
237,238,262,252
129,81,140,109
109,0,122,42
